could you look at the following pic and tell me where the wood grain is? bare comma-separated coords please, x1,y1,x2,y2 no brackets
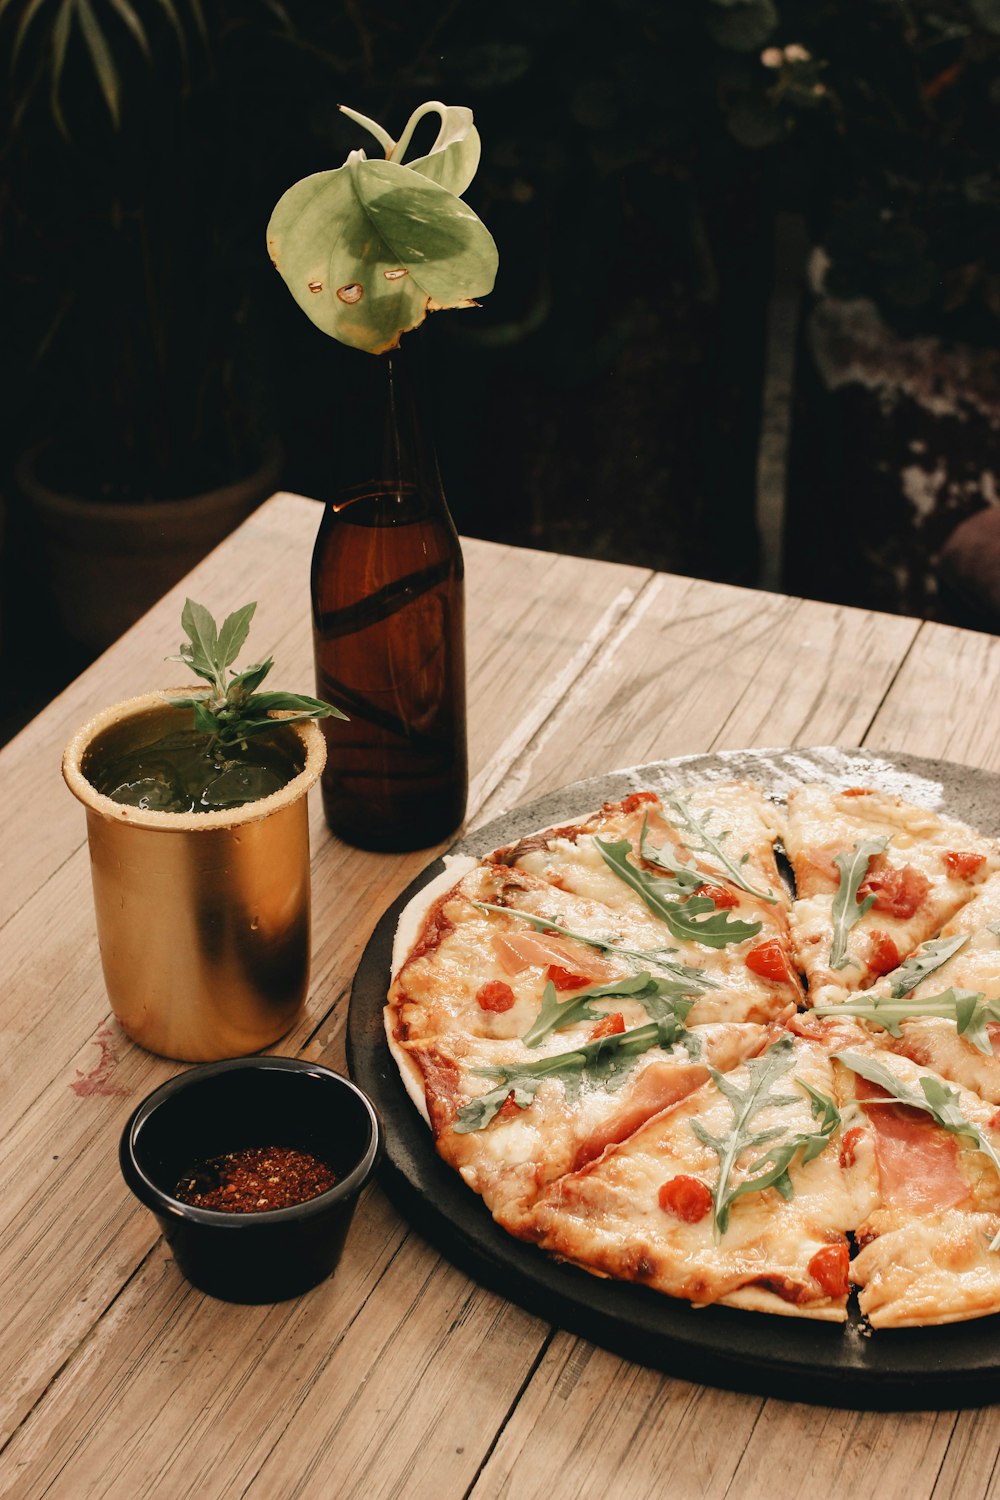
2,494,997,1500
0,499,645,1466
476,573,917,824
469,1334,762,1500
865,618,1000,774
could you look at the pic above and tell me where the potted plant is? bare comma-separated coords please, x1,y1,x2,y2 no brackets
1,0,304,655
62,598,344,1061
266,100,497,852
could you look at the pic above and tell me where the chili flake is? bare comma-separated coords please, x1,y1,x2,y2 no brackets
175,1145,337,1213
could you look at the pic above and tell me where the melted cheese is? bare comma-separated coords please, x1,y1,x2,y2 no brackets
525,1038,852,1317
853,1210,1000,1327
403,1022,765,1231
390,855,478,980
382,782,1000,1326
786,784,1000,1004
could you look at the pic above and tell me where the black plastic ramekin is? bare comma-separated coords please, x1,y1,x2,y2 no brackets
120,1056,383,1303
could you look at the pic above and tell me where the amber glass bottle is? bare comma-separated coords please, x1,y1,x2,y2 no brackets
310,341,468,851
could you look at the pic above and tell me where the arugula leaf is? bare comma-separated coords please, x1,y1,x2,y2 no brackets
829,837,888,970
661,791,779,903
837,1051,1000,1250
690,1037,840,1237
637,818,705,896
469,900,716,989
815,986,1000,1054
521,972,695,1048
885,934,969,998
595,838,763,949
167,599,347,748
454,1018,687,1134
523,973,648,1046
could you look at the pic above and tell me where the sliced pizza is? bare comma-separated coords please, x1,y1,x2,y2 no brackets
385,777,1000,1329
520,1033,855,1320
816,873,1000,1102
486,784,803,1022
394,1019,771,1233
387,857,793,1056
832,1044,1000,1327
785,785,1000,1005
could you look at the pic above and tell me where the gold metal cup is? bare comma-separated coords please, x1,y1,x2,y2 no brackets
62,693,326,1061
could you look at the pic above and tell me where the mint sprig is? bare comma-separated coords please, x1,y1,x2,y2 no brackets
829,837,888,970
595,837,763,949
470,900,715,989
168,598,347,749
691,1036,840,1238
453,1017,688,1134
837,1050,1000,1250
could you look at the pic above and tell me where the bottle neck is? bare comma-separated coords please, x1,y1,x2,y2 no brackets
327,337,444,509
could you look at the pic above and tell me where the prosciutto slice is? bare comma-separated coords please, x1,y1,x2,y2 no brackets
491,930,616,980
855,1075,970,1214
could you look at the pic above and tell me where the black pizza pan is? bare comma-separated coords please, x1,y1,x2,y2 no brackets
347,747,1000,1410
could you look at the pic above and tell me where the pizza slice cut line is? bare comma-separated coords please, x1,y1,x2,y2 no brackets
519,1033,856,1321
784,785,1000,1006
384,775,1000,1327
397,1019,775,1234
831,1046,1000,1327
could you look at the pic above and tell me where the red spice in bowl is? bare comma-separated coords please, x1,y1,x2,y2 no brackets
176,1146,337,1213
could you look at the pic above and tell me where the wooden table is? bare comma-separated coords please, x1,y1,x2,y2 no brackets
3,491,999,1498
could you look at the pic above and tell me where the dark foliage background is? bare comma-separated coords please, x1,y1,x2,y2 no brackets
2,0,1000,730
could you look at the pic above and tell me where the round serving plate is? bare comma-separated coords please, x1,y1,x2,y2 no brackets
348,747,1000,1410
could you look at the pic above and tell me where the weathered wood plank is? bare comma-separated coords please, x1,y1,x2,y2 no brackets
476,575,917,824
865,618,1000,775
0,502,646,1456
5,497,989,1500
930,1408,1000,1500
725,1403,958,1500
0,1191,545,1500
468,1334,762,1500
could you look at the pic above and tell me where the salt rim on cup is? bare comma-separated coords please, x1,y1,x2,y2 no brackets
62,689,327,830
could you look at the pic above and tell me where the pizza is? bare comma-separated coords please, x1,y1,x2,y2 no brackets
385,779,1000,1328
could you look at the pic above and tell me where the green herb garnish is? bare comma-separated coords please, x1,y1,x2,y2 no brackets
168,598,347,749
595,837,763,949
470,900,715,989
454,1017,689,1134
691,1036,841,1238
522,973,695,1048
837,1051,1000,1250
884,934,969,997
829,837,888,970
816,985,1000,1054
661,792,779,903
637,817,705,895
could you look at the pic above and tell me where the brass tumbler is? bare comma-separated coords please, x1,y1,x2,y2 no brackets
63,693,326,1061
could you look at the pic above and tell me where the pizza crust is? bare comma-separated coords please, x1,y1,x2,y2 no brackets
391,854,478,980
384,780,1000,1328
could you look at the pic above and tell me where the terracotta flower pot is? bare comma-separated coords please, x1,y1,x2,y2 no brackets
62,693,325,1061
18,439,283,652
